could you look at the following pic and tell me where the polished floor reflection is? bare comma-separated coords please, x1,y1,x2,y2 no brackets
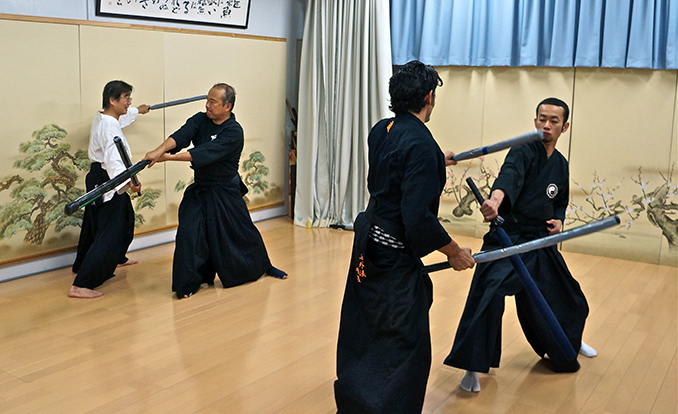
0,217,675,414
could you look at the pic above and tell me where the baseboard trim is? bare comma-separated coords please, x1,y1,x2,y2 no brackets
0,205,288,283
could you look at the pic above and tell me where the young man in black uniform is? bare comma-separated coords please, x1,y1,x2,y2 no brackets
143,83,286,299
334,61,475,413
444,98,596,392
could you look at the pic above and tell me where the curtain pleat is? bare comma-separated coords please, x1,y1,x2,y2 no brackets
391,0,678,70
295,0,392,228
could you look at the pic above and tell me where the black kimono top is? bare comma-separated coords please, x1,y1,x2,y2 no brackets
170,112,244,186
365,112,452,258
492,140,569,232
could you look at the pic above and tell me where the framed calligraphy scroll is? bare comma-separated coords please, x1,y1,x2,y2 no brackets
96,0,252,29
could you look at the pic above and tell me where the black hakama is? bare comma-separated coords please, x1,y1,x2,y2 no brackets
335,214,434,414
72,163,135,289
172,177,271,297
444,141,588,373
335,113,452,413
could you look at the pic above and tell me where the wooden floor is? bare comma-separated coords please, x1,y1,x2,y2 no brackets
0,217,675,414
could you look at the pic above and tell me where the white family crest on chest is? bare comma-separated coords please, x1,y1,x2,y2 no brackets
211,134,217,140
546,183,558,199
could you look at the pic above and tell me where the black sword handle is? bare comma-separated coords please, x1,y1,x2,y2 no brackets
113,136,141,195
465,177,504,228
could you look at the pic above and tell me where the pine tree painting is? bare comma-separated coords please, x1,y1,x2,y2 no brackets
241,150,270,195
0,124,160,246
173,151,281,207
0,125,88,244
240,150,281,206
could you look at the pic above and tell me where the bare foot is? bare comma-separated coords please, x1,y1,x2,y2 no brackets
117,259,139,268
267,266,288,279
68,286,104,298
176,288,197,299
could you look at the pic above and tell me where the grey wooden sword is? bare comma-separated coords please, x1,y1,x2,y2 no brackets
64,160,150,215
422,216,620,273
149,95,207,110
452,130,544,161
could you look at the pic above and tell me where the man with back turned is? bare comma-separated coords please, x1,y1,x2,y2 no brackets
334,61,475,413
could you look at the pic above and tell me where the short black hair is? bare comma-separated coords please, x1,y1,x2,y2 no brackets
212,83,236,109
536,97,569,123
102,80,133,109
389,60,443,114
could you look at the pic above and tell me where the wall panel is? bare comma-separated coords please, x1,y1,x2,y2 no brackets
162,31,287,221
427,67,486,237
564,68,676,262
0,20,81,261
659,80,678,266
79,25,168,230
431,66,678,266
0,17,287,266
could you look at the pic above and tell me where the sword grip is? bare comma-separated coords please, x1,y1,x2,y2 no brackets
465,176,485,203
465,177,504,228
421,261,451,273
113,136,141,195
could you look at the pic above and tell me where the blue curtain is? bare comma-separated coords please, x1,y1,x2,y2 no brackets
390,0,678,69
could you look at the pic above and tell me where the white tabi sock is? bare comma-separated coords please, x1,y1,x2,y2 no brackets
579,340,597,357
460,370,480,392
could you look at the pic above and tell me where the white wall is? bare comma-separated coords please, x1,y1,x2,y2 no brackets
0,0,88,20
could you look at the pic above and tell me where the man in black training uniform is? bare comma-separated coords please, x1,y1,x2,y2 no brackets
444,97,596,393
143,83,287,299
334,61,475,414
